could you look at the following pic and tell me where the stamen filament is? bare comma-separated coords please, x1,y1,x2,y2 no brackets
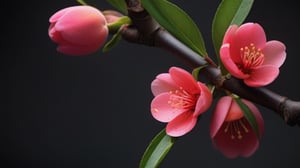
240,43,264,72
224,119,250,140
168,87,198,110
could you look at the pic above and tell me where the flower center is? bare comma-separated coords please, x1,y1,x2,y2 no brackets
168,87,198,110
224,118,249,140
239,43,264,73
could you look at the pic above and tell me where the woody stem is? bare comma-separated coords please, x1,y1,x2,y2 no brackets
121,0,300,126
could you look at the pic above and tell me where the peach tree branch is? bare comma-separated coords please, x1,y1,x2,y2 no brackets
121,0,300,126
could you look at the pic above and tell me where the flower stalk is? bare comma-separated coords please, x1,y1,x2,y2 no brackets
107,16,132,34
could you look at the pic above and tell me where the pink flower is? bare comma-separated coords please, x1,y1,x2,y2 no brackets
151,67,212,137
48,6,108,56
220,22,286,87
210,96,264,158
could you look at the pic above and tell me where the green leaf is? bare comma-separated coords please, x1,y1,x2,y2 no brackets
106,0,128,14
192,65,207,80
139,128,176,168
107,16,132,34
212,0,254,72
141,0,207,57
76,0,88,5
102,28,123,52
233,97,259,138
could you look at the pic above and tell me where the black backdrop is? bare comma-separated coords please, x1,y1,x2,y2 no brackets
3,0,300,168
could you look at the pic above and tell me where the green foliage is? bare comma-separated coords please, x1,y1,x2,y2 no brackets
76,0,88,5
107,16,132,34
141,0,207,57
106,0,128,14
212,0,254,73
103,16,131,52
102,28,123,52
139,128,176,168
192,65,207,80
234,97,259,138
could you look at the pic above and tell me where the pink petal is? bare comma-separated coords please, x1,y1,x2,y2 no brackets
151,73,178,96
244,65,279,87
220,44,249,79
240,141,259,158
212,120,259,158
102,10,123,23
151,93,185,122
210,96,232,138
229,23,266,63
224,100,244,121
169,67,200,95
48,24,64,43
193,82,212,116
231,99,264,157
211,99,264,158
49,6,74,23
212,129,238,158
231,23,266,50
222,25,238,44
242,99,264,137
263,40,286,67
166,112,197,137
55,6,107,45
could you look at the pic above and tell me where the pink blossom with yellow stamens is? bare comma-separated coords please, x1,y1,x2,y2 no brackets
220,22,286,87
151,67,212,137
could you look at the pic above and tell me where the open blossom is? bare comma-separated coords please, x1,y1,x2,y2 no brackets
150,67,212,137
210,96,264,158
220,22,286,87
48,6,108,56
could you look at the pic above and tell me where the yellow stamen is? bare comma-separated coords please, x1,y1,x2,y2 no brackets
239,43,264,73
224,118,249,140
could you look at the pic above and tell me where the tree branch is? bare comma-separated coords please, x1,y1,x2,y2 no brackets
121,0,300,126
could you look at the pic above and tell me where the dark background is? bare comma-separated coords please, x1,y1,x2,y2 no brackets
3,0,300,168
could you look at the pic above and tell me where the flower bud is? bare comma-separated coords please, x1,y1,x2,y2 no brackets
102,10,124,24
48,6,108,56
